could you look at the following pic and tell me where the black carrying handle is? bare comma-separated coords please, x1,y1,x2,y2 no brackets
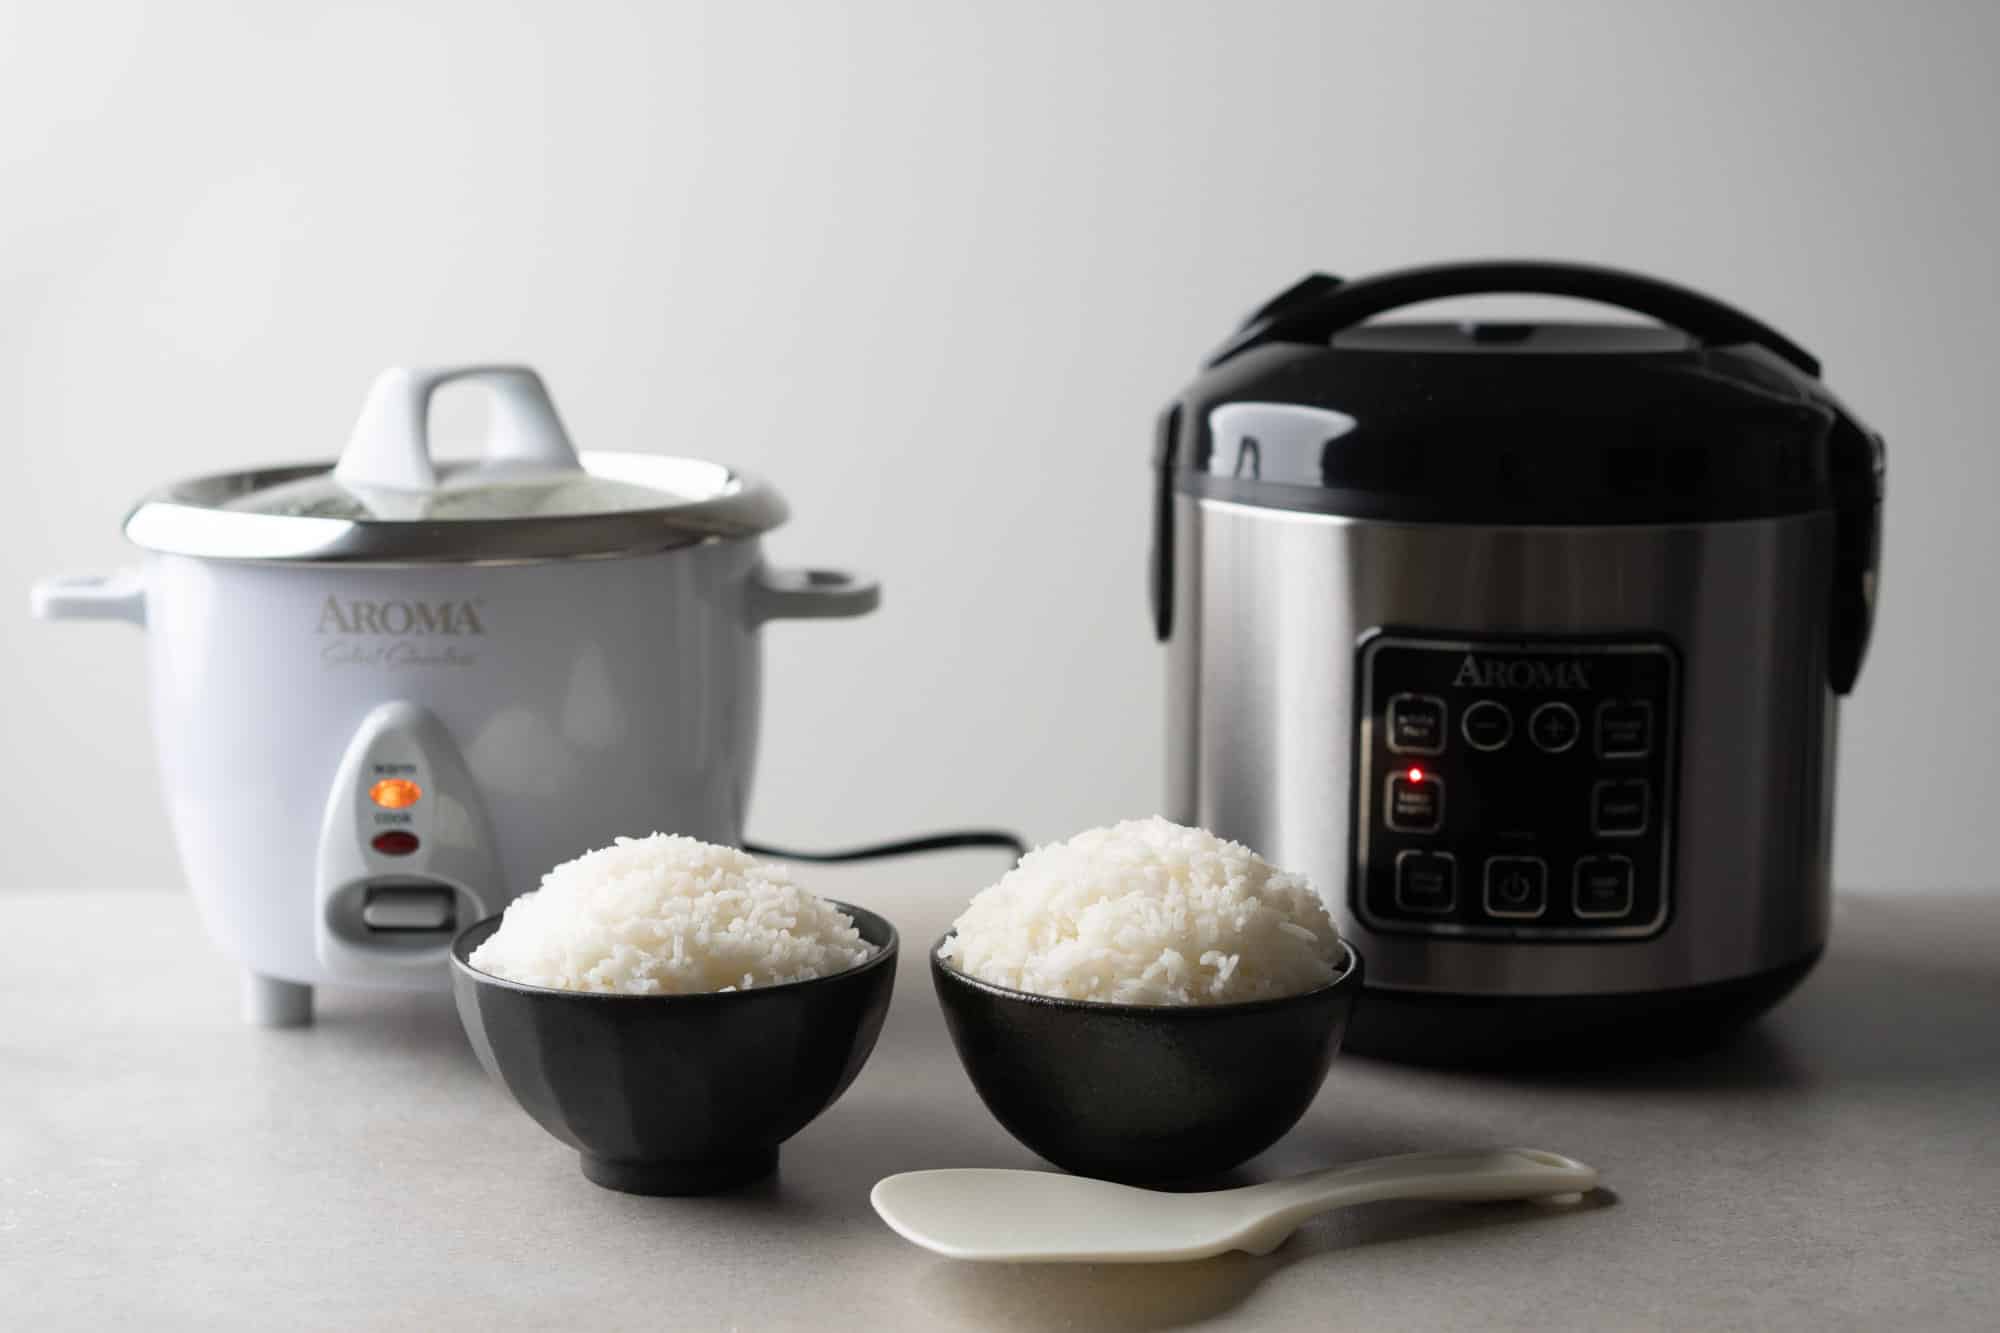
1209,260,1822,377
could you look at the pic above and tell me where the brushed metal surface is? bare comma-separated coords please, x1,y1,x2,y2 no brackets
123,452,789,564
1167,495,1837,997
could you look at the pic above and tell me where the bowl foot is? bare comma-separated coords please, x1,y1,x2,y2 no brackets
578,1147,779,1196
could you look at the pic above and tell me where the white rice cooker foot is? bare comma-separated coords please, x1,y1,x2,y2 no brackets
243,972,313,1027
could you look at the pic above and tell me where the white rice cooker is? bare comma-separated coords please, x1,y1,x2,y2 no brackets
31,365,880,1027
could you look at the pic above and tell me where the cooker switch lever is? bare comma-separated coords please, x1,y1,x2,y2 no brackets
361,886,456,933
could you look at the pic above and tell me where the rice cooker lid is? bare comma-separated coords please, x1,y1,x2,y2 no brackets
125,365,788,563
1164,261,1883,526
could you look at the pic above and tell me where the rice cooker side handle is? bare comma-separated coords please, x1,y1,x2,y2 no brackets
748,565,881,624
29,568,147,628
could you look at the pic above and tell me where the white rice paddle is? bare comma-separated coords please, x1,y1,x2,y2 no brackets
871,1149,1597,1263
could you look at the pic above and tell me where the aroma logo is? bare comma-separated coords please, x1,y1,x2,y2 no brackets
316,595,486,637
1451,655,1590,691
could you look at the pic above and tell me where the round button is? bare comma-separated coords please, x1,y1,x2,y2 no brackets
1528,701,1580,754
1461,699,1513,751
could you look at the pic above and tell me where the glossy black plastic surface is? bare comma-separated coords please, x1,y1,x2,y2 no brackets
451,905,897,1195
1164,259,1885,527
1173,334,1845,525
932,939,1361,1182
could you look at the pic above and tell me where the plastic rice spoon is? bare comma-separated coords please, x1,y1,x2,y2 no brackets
870,1148,1597,1263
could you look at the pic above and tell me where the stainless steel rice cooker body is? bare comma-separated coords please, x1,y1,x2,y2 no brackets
1155,263,1883,1060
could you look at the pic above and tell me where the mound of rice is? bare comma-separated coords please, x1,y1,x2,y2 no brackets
468,833,874,994
937,817,1342,1005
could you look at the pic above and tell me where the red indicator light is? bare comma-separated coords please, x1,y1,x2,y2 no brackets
1407,767,1425,782
372,831,421,857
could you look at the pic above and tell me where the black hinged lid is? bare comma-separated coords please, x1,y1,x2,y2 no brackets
1150,261,1885,693
1165,260,1860,526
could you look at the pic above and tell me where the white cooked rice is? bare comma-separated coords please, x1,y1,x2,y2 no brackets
468,833,874,994
937,816,1342,1006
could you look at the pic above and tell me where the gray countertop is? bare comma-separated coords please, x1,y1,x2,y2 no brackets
4,864,1997,1331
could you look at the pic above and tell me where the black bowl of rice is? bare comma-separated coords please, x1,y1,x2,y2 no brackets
932,817,1361,1183
451,835,897,1196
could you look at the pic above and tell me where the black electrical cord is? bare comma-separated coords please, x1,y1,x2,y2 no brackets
743,830,1028,863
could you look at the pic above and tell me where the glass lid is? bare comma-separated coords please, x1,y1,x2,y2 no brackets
124,366,788,563
219,465,693,523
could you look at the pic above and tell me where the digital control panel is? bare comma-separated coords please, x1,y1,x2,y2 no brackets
1351,632,1679,940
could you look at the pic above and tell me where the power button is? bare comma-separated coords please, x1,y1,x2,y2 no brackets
1483,856,1548,919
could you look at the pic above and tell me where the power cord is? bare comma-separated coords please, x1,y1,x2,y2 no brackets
743,829,1028,863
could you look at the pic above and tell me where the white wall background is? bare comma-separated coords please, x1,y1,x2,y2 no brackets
5,0,1995,893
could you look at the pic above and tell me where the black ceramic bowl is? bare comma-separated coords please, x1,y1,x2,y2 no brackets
932,937,1361,1182
451,904,897,1196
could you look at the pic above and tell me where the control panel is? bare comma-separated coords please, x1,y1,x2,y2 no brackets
316,701,500,981
1351,632,1679,940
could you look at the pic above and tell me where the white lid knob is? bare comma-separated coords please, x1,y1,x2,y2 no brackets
335,365,582,494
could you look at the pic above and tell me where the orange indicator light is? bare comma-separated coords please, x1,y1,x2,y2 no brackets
369,778,423,809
